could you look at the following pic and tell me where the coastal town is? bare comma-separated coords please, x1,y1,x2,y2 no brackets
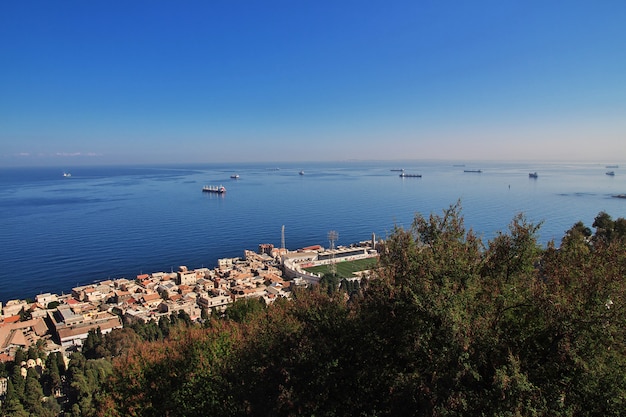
0,238,379,361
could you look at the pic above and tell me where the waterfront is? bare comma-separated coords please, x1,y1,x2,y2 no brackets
1,160,626,302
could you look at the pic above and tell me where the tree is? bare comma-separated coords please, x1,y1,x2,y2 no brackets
13,348,25,365
18,306,31,321
56,350,67,374
10,363,26,402
224,298,265,323
218,291,348,414
42,395,62,416
319,272,340,294
100,207,626,416
592,211,614,243
109,325,238,417
1,378,28,417
83,328,108,359
43,352,62,397
65,354,114,417
102,327,142,358
201,307,210,321
177,309,192,326
2,394,29,417
23,369,50,416
129,319,163,342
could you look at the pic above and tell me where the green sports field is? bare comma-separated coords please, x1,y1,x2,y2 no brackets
303,257,378,278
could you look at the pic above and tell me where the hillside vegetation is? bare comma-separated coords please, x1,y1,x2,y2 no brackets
4,203,626,416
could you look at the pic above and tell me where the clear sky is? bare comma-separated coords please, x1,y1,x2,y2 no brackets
1,1,625,166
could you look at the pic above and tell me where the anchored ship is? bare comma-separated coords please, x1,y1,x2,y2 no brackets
202,185,226,194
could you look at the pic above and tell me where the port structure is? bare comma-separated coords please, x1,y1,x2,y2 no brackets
328,230,339,275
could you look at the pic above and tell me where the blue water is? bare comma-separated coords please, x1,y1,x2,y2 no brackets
1,161,625,302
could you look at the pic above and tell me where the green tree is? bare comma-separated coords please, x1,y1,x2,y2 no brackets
42,395,62,416
592,211,614,243
1,378,28,417
57,351,67,374
201,307,210,321
23,368,53,416
10,363,25,402
13,348,25,365
109,325,237,417
158,315,171,337
129,319,163,342
2,394,29,417
224,298,265,323
320,272,340,294
101,327,142,358
177,309,192,326
100,207,626,416
537,215,626,415
26,345,39,361
18,306,31,321
83,328,107,359
65,353,114,417
43,352,62,397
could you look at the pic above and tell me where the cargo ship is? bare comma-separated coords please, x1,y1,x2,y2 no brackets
202,185,226,194
399,172,422,178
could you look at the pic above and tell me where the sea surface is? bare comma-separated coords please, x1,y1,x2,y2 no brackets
1,160,625,303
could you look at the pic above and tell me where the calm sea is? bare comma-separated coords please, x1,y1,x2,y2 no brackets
1,161,625,302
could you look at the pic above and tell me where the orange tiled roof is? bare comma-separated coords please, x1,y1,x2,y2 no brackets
141,293,161,302
2,315,20,324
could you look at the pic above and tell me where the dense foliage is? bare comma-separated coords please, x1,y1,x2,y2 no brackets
4,205,626,416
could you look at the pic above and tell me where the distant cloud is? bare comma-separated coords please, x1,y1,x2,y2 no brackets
12,151,103,158
55,152,82,157
54,152,102,157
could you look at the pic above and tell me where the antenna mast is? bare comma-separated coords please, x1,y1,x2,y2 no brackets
281,225,285,251
327,230,338,275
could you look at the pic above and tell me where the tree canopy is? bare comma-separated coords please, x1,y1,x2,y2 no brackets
104,205,626,416
6,205,626,416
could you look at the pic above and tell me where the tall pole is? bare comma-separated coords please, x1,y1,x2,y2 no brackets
281,225,285,251
328,230,338,275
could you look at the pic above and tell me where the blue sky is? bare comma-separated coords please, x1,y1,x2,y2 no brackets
1,1,625,166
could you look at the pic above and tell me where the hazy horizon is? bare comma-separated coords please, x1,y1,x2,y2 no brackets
3,157,625,170
2,1,625,166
